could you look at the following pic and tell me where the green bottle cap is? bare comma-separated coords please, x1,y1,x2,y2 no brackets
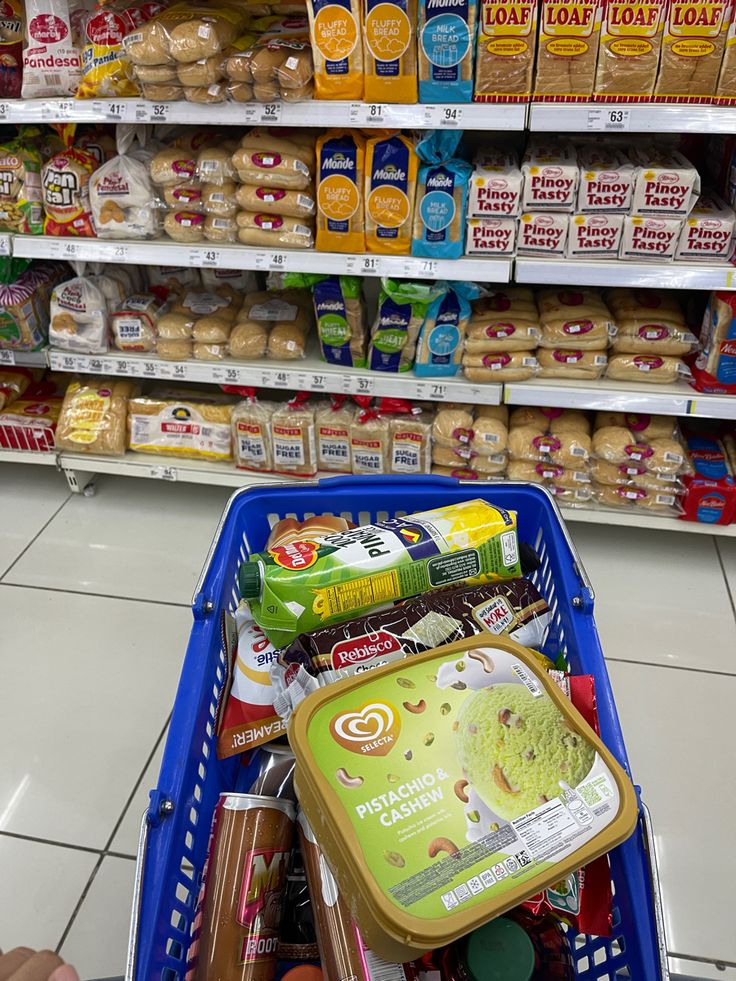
464,917,536,981
238,562,262,599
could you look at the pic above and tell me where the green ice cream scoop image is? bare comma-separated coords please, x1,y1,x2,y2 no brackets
455,683,596,821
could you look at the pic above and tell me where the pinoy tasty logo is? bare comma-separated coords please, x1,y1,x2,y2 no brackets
330,700,401,756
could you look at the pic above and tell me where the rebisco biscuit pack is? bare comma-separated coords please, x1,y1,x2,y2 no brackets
364,0,417,102
365,132,418,255
594,0,669,101
307,0,364,99
474,0,538,102
534,0,604,101
654,0,732,103
316,130,366,254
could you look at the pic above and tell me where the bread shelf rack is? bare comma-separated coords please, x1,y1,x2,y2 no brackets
515,258,736,291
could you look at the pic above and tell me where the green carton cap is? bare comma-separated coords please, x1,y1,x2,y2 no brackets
464,917,535,981
238,562,262,599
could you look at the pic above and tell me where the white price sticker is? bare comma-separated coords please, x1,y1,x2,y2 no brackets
149,465,177,481
350,103,387,125
221,366,241,384
586,108,630,131
88,357,104,373
60,354,78,371
426,381,447,400
268,253,289,271
309,373,327,391
93,100,126,121
100,243,129,262
113,358,130,375
148,103,170,122
259,102,282,123
142,360,158,378
171,363,188,380
347,254,383,276
405,258,437,278
346,374,374,395
59,241,80,260
438,106,463,127
189,247,221,268
272,370,289,388
0,349,14,364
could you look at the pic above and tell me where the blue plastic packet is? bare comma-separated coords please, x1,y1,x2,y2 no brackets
415,280,481,377
418,0,478,103
412,130,472,259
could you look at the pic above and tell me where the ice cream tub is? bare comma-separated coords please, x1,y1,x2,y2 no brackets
290,635,638,962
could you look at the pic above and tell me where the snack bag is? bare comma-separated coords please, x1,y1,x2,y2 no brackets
474,0,538,101
0,0,23,98
307,0,364,99
593,0,668,102
42,146,98,237
412,130,472,259
365,131,418,255
22,0,82,98
368,277,444,372
0,135,44,234
316,129,366,254
364,0,417,102
418,0,477,102
415,280,480,377
534,0,604,101
655,0,732,103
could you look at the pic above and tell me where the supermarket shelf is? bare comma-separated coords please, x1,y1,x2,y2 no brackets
515,257,736,290
0,98,527,130
504,377,736,420
0,448,57,466
46,348,504,404
560,503,736,537
0,348,48,367
13,235,512,283
529,102,736,134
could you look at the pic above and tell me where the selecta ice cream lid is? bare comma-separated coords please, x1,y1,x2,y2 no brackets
290,635,637,962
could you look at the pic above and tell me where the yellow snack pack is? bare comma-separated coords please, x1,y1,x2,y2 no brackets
307,0,364,98
365,131,418,255
316,129,366,254
363,0,418,102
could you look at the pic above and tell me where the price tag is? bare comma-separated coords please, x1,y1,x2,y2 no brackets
142,360,159,378
438,106,463,127
114,358,130,375
0,349,14,365
60,241,80,260
586,107,630,131
134,102,149,123
259,368,274,387
172,363,188,380
149,465,177,481
259,103,282,123
100,243,129,262
148,103,170,122
88,357,103,373
272,370,289,388
188,247,221,268
156,362,174,379
349,103,387,125
43,100,74,120
347,254,382,276
0,103,9,121
347,374,374,395
0,235,10,257
93,101,126,121
405,258,437,278
268,252,289,271
309,373,327,391
60,354,78,372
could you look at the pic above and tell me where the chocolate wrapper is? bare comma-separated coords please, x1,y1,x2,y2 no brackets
270,579,552,724
523,671,614,937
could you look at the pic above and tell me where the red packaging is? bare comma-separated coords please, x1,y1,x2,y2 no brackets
41,146,98,237
679,429,736,525
0,396,63,451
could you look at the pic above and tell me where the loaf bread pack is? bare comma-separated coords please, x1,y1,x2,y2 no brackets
90,154,159,239
368,279,443,372
271,395,317,475
538,287,615,350
233,129,314,189
315,396,353,472
620,215,683,261
364,0,417,102
675,192,736,261
350,403,390,474
311,275,366,367
654,0,731,103
236,184,316,218
610,289,697,356
0,265,62,351
534,0,604,101
516,212,569,255
0,136,44,234
577,144,634,213
715,10,736,103
412,130,472,260
316,130,365,253
112,294,168,352
594,0,668,101
693,291,736,391
521,140,579,212
462,351,539,381
418,0,476,102
629,145,701,217
538,348,608,379
232,397,276,471
415,281,478,376
465,218,517,255
56,378,137,456
606,352,689,383
42,147,98,236
307,0,363,99
365,132,417,255
466,289,540,352
386,404,432,474
468,148,522,218
128,390,235,461
566,213,624,258
236,211,314,248
50,277,109,354
474,0,538,102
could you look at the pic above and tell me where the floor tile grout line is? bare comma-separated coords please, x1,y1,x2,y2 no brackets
714,538,736,627
55,853,105,955
0,580,191,610
0,829,104,856
669,951,736,970
0,491,73,582
605,654,736,679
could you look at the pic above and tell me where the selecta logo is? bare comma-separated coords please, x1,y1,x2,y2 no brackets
270,539,320,571
330,701,401,756
331,631,403,669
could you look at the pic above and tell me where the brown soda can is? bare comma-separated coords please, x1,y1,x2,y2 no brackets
193,793,296,981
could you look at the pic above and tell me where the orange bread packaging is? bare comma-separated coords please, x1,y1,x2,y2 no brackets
364,0,418,101
316,129,366,253
307,0,364,98
290,634,638,962
365,131,418,254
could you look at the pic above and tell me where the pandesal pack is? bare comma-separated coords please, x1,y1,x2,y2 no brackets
594,0,668,102
607,287,697,356
521,139,579,212
534,0,604,101
316,130,365,254
468,147,522,218
418,0,477,102
654,0,732,103
412,130,472,260
620,215,683,261
465,217,517,255
607,352,690,383
577,144,634,212
567,214,625,258
368,278,443,372
90,154,160,239
365,132,418,255
306,0,364,99
675,192,736,261
516,212,569,255
42,146,98,237
415,281,480,376
474,0,538,101
629,145,701,217
22,0,82,98
364,0,417,102
49,276,109,354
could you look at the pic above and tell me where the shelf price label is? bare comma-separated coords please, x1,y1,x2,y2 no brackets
149,465,177,481
309,373,327,391
0,235,10,257
439,106,463,127
345,374,374,395
0,103,9,121
190,248,221,268
148,103,170,122
0,349,14,365
88,357,104,373
93,101,126,121
404,258,437,278
113,358,130,375
269,252,289,271
586,107,630,131
99,243,128,262
273,370,289,387
142,361,159,378
43,100,74,120
350,103,388,125
347,254,383,276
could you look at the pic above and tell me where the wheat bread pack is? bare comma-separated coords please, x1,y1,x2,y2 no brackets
418,0,477,102
290,634,637,962
412,130,472,260
364,0,417,102
521,139,579,213
654,0,732,103
285,272,366,367
365,132,418,255
316,129,366,254
594,0,668,101
474,0,538,101
534,0,604,101
415,281,479,377
368,278,444,372
468,147,522,219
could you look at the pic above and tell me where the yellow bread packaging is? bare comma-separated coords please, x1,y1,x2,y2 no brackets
593,0,668,102
365,132,418,255
654,0,732,103
474,0,539,102
364,0,417,102
307,0,364,98
534,0,604,102
316,130,366,253
290,635,638,962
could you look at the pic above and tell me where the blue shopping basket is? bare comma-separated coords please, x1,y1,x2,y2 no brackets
126,476,669,981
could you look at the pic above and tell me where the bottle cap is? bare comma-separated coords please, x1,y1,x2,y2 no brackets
464,917,535,981
238,561,262,598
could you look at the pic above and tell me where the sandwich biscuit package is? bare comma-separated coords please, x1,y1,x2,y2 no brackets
364,0,417,102
316,129,366,254
412,130,472,259
418,0,477,102
655,0,732,103
534,0,604,102
474,0,538,102
594,0,668,101
365,132,418,255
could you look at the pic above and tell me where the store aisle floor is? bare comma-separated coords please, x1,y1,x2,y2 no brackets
0,463,734,981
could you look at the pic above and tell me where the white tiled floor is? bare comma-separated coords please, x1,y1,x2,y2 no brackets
0,464,734,980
